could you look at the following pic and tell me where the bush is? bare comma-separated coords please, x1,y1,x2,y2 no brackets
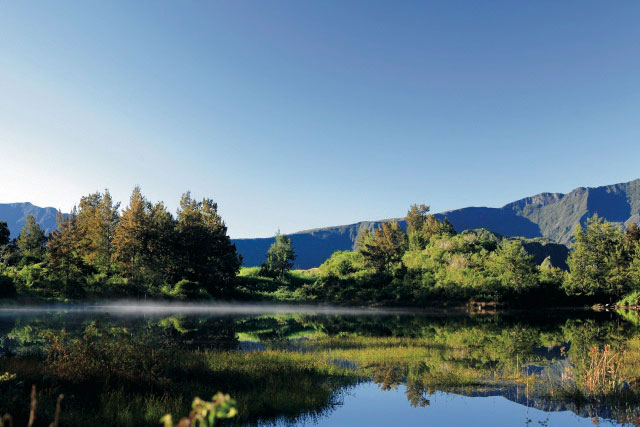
14,263,49,290
169,279,209,300
317,252,366,278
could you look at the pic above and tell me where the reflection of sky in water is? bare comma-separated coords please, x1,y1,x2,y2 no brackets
298,383,608,427
0,306,636,426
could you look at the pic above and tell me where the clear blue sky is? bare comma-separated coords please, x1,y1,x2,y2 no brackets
1,1,639,238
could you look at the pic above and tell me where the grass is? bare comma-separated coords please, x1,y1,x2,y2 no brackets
3,313,640,424
235,268,315,302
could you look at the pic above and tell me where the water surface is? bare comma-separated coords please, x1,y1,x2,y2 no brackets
0,304,637,426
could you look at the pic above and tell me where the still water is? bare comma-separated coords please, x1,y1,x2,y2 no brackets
0,304,639,426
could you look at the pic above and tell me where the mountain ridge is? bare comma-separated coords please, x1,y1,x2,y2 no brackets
2,178,640,269
234,178,640,268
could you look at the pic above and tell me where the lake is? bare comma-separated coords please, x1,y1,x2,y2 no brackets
0,303,639,426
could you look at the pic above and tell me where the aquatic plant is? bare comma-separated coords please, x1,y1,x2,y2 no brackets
583,345,625,397
161,393,237,427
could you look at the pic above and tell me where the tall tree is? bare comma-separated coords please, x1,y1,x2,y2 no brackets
357,221,407,273
406,203,456,250
0,221,11,265
16,215,46,260
145,201,177,284
625,223,640,252
112,187,151,283
47,209,87,285
260,230,296,280
0,221,9,246
406,204,430,235
76,190,120,271
175,192,241,295
564,215,631,301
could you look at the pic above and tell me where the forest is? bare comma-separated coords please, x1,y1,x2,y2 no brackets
1,190,640,307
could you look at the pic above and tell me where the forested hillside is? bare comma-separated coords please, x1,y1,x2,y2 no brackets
235,178,640,268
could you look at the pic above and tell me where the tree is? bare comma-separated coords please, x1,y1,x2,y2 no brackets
260,231,296,280
47,209,88,288
175,192,241,295
357,221,407,273
16,215,46,261
406,204,456,251
0,221,11,266
75,190,120,271
407,204,430,250
406,204,430,235
488,240,538,294
144,201,177,284
625,222,640,247
0,221,9,246
564,215,631,301
112,186,152,283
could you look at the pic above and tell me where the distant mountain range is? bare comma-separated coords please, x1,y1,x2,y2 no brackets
234,178,640,268
0,202,59,238
2,178,639,269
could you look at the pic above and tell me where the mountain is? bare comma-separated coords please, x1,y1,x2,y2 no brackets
233,178,640,269
0,202,59,238
3,178,639,269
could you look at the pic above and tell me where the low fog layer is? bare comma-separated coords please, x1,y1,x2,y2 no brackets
0,302,420,316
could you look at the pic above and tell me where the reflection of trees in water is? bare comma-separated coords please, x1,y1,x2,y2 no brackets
2,309,640,425
155,316,239,350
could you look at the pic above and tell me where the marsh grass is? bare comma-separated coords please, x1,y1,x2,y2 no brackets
4,313,640,425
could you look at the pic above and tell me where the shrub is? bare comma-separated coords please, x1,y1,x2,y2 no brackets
170,279,209,300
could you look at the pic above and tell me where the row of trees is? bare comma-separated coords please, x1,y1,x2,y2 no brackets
307,204,640,305
3,193,640,305
0,188,241,298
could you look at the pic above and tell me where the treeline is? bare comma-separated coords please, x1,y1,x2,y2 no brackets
303,205,640,306
3,192,640,307
0,187,240,299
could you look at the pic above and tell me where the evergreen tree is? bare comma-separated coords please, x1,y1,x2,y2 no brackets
406,204,429,250
47,209,88,286
0,221,9,246
112,186,151,283
175,192,241,295
260,230,296,280
626,222,640,246
145,201,177,284
357,221,407,273
406,204,430,234
406,203,456,251
564,215,631,301
16,215,46,261
0,221,11,266
76,190,120,271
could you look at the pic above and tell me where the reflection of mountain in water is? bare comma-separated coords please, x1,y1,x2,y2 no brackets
426,358,636,424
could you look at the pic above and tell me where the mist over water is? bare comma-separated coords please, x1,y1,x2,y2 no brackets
0,301,419,316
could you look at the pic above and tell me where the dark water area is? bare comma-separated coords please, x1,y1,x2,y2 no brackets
0,304,639,426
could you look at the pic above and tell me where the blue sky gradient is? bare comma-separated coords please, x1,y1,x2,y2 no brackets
1,1,639,237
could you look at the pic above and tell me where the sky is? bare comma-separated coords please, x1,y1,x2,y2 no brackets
1,1,639,238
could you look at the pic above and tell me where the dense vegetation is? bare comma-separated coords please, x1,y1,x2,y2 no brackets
301,206,640,306
0,188,241,300
2,192,640,307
